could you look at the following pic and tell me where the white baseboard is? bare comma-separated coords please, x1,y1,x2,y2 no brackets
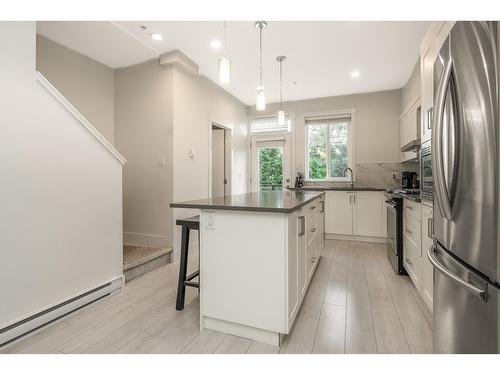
0,276,123,346
123,232,172,247
325,233,388,243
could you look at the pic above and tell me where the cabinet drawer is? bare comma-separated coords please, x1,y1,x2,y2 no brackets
305,200,320,219
403,215,421,251
404,199,421,221
306,213,319,246
403,233,421,287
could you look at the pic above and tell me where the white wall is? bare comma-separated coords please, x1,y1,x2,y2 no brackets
247,89,402,175
114,61,248,250
36,34,116,144
172,71,248,250
0,22,123,328
114,60,174,247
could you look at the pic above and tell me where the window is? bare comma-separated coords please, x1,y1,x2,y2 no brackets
250,115,291,134
305,114,352,181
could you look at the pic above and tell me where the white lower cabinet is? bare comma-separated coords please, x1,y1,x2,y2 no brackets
421,203,434,312
325,190,386,239
287,199,322,324
403,199,422,291
403,199,434,314
325,191,353,235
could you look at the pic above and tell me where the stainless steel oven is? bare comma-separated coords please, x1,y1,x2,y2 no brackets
385,193,405,274
420,140,433,201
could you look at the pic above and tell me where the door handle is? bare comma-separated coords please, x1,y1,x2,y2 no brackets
428,244,487,301
427,217,433,239
433,58,454,220
427,107,433,130
298,216,305,236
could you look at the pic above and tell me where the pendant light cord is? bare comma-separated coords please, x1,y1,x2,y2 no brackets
223,21,227,57
259,24,263,87
280,59,283,110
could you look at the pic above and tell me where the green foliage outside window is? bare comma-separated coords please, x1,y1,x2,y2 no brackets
259,147,284,191
308,121,349,180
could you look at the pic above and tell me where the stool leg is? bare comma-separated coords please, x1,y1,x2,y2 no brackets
176,226,190,311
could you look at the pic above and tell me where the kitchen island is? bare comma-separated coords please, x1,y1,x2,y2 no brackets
170,190,325,346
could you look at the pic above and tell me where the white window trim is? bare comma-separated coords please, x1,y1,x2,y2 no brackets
248,112,296,135
304,108,356,182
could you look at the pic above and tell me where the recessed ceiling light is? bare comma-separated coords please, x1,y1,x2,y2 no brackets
210,40,222,49
351,70,361,78
150,33,163,41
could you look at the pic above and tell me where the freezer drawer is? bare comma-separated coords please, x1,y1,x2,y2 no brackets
429,242,499,353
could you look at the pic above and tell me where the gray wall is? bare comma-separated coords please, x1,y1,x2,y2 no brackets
248,89,402,171
114,60,174,247
36,35,115,144
401,59,421,113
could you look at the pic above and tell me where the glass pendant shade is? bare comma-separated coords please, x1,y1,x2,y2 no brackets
277,110,285,125
218,57,231,84
256,87,266,111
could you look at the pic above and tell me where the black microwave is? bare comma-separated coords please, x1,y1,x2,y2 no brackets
420,140,433,201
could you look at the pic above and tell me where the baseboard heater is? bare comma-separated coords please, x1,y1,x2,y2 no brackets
0,277,123,346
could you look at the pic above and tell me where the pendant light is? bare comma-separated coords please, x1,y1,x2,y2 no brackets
255,21,267,111
276,55,286,126
218,21,231,84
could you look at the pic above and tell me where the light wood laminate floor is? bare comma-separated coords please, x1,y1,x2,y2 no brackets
0,240,433,354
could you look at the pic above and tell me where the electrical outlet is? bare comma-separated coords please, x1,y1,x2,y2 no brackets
206,212,216,230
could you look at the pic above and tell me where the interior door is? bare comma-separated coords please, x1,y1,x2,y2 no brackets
212,128,225,197
432,22,498,280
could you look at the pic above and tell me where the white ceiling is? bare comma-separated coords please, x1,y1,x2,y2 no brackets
37,21,429,105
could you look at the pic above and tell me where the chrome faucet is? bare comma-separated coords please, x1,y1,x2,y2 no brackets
343,167,354,188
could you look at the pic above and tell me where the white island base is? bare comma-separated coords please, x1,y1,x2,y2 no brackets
198,195,324,346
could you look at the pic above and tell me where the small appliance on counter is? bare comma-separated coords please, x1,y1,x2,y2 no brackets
401,171,419,189
294,172,304,188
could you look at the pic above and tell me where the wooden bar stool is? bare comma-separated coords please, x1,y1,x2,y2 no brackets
175,215,200,311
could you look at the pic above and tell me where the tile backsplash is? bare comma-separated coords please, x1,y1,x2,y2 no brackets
302,162,418,190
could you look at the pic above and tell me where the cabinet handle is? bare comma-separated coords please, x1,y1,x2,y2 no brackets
354,194,356,204
405,228,413,235
406,205,413,210
427,217,433,239
320,200,325,213
427,107,433,130
311,227,317,233
310,206,316,210
311,257,316,263
298,216,305,236
349,194,352,204
406,258,413,266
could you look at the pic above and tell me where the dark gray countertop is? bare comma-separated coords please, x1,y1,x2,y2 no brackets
170,191,325,213
288,186,385,192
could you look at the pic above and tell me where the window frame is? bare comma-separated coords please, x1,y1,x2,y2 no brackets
304,108,356,182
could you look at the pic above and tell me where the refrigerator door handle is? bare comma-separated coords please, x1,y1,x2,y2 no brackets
428,244,487,301
433,58,454,220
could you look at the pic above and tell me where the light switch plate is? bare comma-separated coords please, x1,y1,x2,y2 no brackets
205,212,216,230
156,155,166,166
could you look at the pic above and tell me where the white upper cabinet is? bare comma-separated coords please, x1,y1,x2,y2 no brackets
420,21,456,144
420,37,435,144
400,100,421,162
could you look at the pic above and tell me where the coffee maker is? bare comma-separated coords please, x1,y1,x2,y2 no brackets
401,171,418,189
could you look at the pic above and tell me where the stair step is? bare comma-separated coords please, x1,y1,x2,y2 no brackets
123,245,173,282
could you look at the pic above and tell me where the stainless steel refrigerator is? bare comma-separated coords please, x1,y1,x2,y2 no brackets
428,21,500,353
